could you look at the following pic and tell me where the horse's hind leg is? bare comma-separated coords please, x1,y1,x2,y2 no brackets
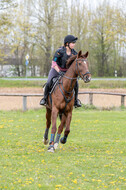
43,107,51,145
54,114,66,149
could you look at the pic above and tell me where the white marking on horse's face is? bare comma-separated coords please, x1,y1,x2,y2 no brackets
84,61,86,64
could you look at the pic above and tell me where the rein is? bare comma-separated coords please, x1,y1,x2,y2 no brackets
59,57,91,96
57,58,90,112
58,79,75,113
50,57,91,112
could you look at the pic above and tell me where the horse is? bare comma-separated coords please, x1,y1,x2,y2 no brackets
43,50,91,152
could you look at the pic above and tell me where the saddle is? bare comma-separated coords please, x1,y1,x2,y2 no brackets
49,71,65,92
43,76,61,95
49,76,59,92
48,76,61,106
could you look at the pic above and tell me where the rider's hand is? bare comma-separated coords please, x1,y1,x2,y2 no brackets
58,71,64,76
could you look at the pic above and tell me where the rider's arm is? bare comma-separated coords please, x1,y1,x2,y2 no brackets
51,48,63,72
51,61,60,72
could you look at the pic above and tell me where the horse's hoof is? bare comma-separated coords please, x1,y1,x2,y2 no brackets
43,137,49,145
54,143,59,150
47,145,55,153
60,137,67,144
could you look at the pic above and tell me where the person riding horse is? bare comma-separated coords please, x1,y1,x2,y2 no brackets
40,35,81,107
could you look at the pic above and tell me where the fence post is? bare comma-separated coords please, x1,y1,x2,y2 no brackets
89,93,93,105
121,95,125,106
23,96,27,111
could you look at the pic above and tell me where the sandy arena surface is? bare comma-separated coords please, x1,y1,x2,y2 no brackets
0,88,126,110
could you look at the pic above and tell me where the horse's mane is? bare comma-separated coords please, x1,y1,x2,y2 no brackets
66,55,77,69
66,53,86,69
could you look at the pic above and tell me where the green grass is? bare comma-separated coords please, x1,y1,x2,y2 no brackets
0,109,126,190
1,78,126,88
79,80,126,89
0,79,46,88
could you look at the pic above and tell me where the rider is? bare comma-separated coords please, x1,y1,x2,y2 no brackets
40,35,81,107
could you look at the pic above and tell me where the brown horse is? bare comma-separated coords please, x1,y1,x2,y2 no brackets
43,50,91,152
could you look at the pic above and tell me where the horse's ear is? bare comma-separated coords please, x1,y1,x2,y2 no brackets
77,50,82,58
84,51,89,58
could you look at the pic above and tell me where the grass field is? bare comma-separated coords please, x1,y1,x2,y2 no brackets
1,78,126,88
0,109,126,190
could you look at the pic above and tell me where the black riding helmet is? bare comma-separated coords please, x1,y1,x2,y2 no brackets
64,35,78,45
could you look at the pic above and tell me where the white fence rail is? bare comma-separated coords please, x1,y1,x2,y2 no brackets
0,92,126,111
79,92,126,108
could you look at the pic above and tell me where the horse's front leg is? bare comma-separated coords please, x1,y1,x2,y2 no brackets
60,111,72,144
48,107,59,153
54,114,66,149
43,107,51,145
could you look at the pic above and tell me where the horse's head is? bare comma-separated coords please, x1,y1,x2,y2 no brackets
75,50,91,83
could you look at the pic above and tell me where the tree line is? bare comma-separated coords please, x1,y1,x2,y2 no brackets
0,0,126,77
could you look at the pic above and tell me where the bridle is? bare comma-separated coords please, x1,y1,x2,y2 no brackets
58,57,91,94
75,58,91,80
63,58,91,80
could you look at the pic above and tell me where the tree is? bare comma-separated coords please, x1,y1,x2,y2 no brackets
115,1,126,76
89,3,120,76
31,0,67,75
10,0,34,76
0,0,17,64
1,0,126,77
68,0,90,52
0,0,17,10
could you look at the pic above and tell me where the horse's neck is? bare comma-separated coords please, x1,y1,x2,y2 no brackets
62,63,77,92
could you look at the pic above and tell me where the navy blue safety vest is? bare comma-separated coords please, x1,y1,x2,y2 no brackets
53,46,77,69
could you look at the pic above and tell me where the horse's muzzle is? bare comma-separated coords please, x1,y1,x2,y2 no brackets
84,75,91,83
82,72,91,83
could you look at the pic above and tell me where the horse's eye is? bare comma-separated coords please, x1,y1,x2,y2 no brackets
79,62,81,66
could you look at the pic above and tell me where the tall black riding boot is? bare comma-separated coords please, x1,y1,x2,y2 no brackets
74,81,81,108
40,83,50,105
